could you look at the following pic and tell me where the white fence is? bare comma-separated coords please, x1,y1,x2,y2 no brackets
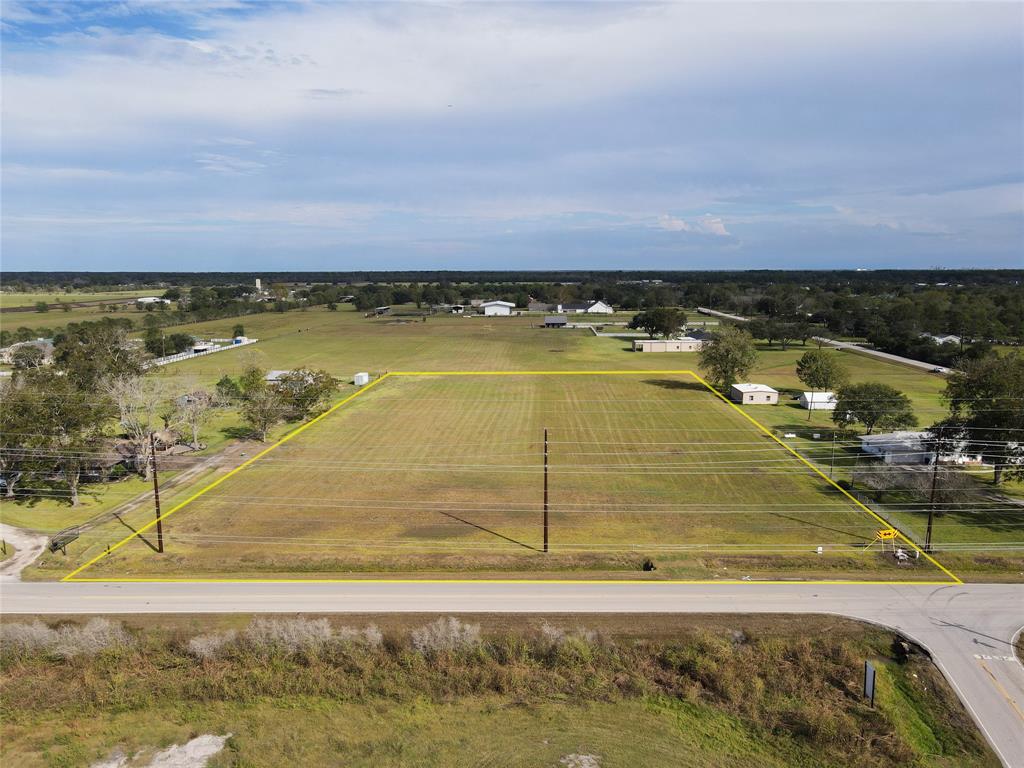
147,338,258,368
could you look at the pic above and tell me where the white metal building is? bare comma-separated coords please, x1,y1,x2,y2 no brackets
799,391,837,410
480,300,515,316
728,383,779,404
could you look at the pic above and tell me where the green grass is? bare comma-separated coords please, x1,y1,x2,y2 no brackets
13,307,1018,581
51,372,949,582
0,290,159,310
0,614,998,768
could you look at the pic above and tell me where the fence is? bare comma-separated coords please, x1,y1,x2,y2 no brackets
147,338,258,368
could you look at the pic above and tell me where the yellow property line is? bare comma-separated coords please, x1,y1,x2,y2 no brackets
64,369,960,584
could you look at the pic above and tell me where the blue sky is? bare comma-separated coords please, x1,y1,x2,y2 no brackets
2,0,1022,271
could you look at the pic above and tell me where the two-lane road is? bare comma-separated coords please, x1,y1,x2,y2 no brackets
3,581,1022,766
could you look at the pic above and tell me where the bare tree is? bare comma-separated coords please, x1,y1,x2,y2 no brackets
175,387,214,450
104,374,174,478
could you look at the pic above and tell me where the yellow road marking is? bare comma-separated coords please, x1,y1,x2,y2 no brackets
980,660,1024,724
64,369,960,585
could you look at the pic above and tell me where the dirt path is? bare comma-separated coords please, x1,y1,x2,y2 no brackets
0,523,49,582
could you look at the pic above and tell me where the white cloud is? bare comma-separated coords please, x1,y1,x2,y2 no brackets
657,213,730,236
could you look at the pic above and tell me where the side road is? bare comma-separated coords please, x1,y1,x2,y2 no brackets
2,581,1022,767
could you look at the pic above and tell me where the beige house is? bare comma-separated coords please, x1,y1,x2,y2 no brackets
633,338,705,352
728,383,779,404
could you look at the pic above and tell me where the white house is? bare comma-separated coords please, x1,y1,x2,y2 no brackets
561,300,614,314
860,431,984,465
799,391,837,411
633,337,706,352
136,296,170,305
480,300,516,316
728,383,779,405
920,333,961,345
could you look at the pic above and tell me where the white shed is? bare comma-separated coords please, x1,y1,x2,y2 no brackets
353,372,370,386
728,383,779,405
799,391,837,410
480,300,515,316
633,337,705,352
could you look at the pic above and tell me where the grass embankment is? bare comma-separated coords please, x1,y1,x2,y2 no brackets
0,614,997,768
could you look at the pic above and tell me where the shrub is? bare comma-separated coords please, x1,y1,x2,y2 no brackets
1,619,131,658
187,630,238,660
410,617,480,655
243,618,333,654
336,625,384,649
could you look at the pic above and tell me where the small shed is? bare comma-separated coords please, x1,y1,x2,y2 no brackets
353,372,370,386
728,383,779,405
799,391,837,410
544,316,568,328
192,342,217,354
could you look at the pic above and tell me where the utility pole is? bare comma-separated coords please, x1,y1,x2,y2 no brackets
543,427,549,553
925,428,942,553
829,432,837,479
149,432,164,554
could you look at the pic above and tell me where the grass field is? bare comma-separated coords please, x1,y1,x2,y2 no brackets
0,290,156,309
0,613,997,768
53,372,949,582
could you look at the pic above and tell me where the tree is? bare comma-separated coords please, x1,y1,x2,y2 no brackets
796,349,848,391
34,301,49,313
832,383,917,435
628,308,686,339
941,352,1024,484
215,375,242,402
104,374,172,479
698,326,758,389
175,389,213,449
273,368,339,420
54,321,146,391
232,324,245,338
241,385,288,441
11,345,46,370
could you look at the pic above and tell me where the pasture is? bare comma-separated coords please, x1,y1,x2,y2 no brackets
61,372,948,581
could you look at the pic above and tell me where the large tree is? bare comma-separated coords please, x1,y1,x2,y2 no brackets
241,385,288,441
796,349,849,391
940,352,1024,484
698,325,758,389
273,368,339,420
628,308,686,339
832,382,917,434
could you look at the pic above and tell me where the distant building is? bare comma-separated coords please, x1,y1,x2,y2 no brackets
480,300,516,316
799,391,837,411
544,316,568,328
561,300,614,314
920,333,961,345
375,306,391,315
728,383,779,405
860,431,983,465
255,278,263,292
136,296,170,305
633,337,705,352
192,342,218,354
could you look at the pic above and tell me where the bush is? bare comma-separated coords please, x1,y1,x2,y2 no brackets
187,630,238,660
410,617,480,655
243,617,333,654
0,619,131,658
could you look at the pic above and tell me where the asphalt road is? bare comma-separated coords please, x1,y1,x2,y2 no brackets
814,336,950,374
3,581,1022,766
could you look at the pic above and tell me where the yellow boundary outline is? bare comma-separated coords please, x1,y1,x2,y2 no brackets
63,370,960,584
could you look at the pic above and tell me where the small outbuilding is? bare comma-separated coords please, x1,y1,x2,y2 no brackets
480,300,515,316
633,338,705,352
561,300,614,314
192,342,217,354
353,372,370,386
544,316,568,328
729,383,779,405
799,391,837,410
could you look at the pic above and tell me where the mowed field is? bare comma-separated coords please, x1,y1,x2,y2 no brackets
0,290,155,309
66,372,948,581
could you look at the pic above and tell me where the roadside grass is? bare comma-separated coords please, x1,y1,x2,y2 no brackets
55,372,950,582
0,541,13,562
0,614,997,768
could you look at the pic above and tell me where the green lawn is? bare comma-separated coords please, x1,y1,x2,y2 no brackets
50,372,949,582
0,290,160,309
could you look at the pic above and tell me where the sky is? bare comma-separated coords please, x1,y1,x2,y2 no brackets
1,0,1022,272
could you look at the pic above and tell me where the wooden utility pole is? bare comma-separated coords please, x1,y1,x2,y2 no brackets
543,428,549,553
829,432,837,479
149,432,164,553
925,427,942,553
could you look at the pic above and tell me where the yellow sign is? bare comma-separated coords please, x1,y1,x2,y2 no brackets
876,528,898,540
